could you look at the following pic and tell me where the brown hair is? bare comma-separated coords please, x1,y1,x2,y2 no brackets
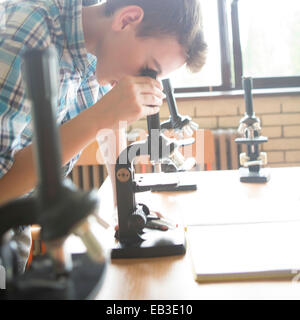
104,0,207,73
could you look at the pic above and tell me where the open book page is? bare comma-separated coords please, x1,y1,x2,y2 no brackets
187,220,300,282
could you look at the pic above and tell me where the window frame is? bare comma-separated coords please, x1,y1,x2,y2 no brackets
174,0,300,94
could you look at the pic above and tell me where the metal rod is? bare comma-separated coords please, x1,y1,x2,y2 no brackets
140,69,160,163
162,79,180,121
243,77,254,117
23,46,63,206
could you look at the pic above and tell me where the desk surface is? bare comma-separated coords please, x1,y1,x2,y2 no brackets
70,167,300,300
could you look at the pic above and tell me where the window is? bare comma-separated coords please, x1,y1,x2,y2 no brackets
172,0,300,93
239,0,300,78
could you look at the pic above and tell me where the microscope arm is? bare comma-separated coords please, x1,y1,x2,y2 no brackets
115,130,194,241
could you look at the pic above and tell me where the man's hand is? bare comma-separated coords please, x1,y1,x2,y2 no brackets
95,75,165,128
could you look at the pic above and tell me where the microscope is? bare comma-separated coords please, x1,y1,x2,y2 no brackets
0,47,107,299
235,77,270,183
111,69,199,259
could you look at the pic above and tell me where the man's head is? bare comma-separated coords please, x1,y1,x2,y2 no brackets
84,0,207,86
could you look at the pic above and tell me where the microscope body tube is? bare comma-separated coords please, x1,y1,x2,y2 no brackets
162,79,180,122
23,47,63,207
242,77,254,117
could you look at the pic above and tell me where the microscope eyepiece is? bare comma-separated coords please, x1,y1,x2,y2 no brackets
140,68,158,80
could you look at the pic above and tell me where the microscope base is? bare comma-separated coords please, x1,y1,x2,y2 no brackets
239,167,271,183
111,227,186,259
5,253,106,300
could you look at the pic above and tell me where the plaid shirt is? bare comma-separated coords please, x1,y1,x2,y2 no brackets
0,0,109,179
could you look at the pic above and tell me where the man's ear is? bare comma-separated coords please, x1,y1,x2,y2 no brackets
111,6,144,31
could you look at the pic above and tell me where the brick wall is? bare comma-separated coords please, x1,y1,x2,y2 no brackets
129,94,300,168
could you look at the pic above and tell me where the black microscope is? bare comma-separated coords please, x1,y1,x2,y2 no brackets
235,77,270,183
0,47,107,299
111,69,199,259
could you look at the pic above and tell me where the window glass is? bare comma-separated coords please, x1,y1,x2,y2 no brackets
239,0,300,77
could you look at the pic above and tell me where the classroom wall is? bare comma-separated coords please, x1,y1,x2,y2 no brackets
129,94,300,168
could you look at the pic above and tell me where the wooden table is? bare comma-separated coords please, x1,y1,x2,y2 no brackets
67,167,300,300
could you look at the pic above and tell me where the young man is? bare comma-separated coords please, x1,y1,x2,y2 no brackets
0,0,207,271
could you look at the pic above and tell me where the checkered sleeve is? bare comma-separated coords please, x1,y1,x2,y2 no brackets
0,4,53,179
59,76,100,175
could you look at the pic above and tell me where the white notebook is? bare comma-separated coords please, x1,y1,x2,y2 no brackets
187,220,300,282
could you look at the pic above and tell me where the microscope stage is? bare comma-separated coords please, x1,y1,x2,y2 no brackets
135,173,197,192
